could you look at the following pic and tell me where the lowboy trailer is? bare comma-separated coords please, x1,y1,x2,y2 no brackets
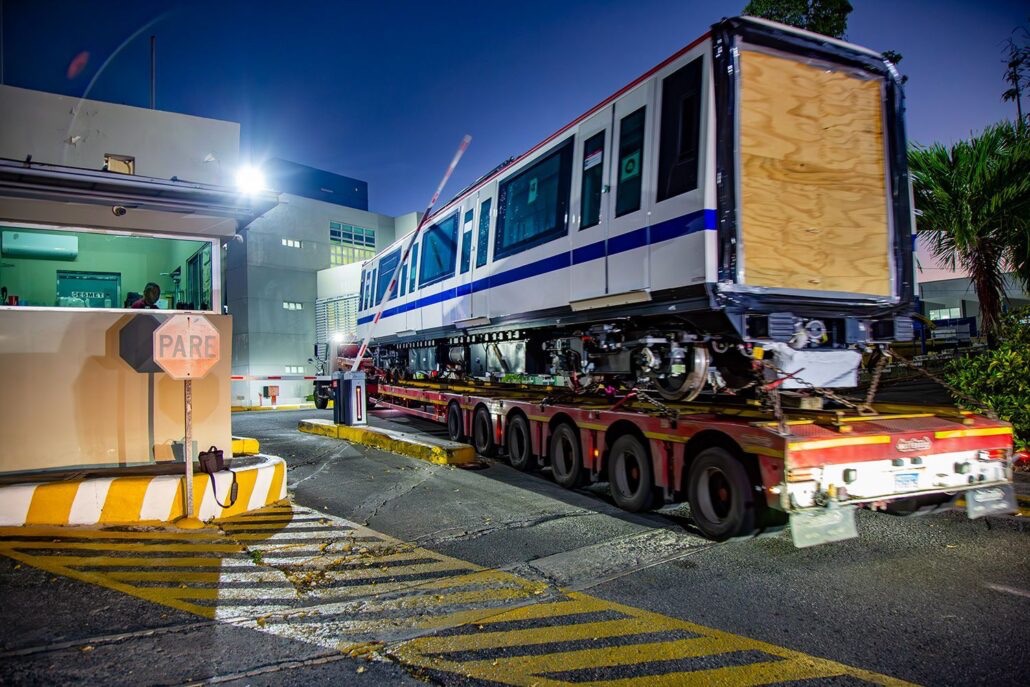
369,380,1017,547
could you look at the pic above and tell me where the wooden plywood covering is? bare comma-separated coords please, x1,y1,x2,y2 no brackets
738,49,891,296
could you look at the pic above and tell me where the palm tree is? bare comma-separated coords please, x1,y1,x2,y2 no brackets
909,121,1030,338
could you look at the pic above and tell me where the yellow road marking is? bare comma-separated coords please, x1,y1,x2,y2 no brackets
0,507,915,687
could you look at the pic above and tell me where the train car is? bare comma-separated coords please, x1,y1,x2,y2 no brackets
357,16,915,400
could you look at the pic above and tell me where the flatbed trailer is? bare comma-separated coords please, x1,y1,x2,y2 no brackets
370,381,1017,547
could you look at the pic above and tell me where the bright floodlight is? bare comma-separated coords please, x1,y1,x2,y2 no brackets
332,332,345,343
235,166,267,194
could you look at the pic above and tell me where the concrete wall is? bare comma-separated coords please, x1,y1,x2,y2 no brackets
317,263,362,300
226,193,397,405
0,310,233,474
0,85,239,186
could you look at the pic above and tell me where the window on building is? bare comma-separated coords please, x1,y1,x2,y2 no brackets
615,108,646,217
408,245,418,293
316,294,360,345
460,209,474,274
419,213,459,287
282,301,303,310
494,138,574,260
281,238,302,248
476,198,492,267
103,153,135,175
0,225,214,310
329,221,376,266
285,365,305,374
929,307,961,320
657,57,702,202
376,249,401,302
580,131,605,229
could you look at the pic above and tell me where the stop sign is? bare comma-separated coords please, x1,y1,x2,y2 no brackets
153,315,221,380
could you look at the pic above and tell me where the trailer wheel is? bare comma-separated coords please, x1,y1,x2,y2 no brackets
314,393,329,410
608,435,660,512
446,403,465,443
549,423,584,488
506,414,534,472
687,447,757,541
472,406,497,457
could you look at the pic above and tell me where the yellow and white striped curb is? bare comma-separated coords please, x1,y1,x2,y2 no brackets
298,417,476,465
0,455,287,526
231,435,261,455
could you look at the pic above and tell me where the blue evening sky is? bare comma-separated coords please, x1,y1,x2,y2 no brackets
2,1,1026,216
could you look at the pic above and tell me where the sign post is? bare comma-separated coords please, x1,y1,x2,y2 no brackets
153,315,221,522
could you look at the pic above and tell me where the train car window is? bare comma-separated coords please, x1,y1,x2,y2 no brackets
494,138,574,260
476,198,492,267
376,249,401,302
358,270,365,309
409,245,418,293
419,212,459,287
460,209,474,274
580,131,605,229
368,268,377,308
615,108,646,217
657,57,703,202
400,263,408,296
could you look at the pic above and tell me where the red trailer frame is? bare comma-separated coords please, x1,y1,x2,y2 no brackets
370,381,1017,547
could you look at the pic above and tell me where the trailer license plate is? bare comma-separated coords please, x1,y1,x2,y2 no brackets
966,484,1017,519
894,472,919,490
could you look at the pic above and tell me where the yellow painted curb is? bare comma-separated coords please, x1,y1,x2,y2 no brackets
231,436,261,455
298,418,476,466
232,401,332,412
0,456,289,527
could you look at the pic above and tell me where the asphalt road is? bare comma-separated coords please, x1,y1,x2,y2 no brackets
1,407,1027,686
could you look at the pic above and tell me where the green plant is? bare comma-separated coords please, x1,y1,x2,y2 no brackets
944,308,1030,450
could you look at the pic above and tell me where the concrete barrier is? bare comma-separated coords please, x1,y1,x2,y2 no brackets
298,418,476,466
0,455,287,526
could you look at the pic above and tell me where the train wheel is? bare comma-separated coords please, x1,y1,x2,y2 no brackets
608,435,661,512
446,402,465,443
506,414,534,472
655,344,709,401
472,406,497,457
687,447,757,541
549,423,584,488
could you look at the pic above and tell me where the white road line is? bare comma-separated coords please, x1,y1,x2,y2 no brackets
984,582,1030,599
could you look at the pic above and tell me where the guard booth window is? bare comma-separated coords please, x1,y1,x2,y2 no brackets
615,108,646,217
657,57,703,202
0,225,212,310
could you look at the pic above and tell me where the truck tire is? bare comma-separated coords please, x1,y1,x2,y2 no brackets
472,406,497,457
506,414,534,472
447,402,465,443
549,423,584,488
608,434,661,512
687,447,757,541
314,393,329,410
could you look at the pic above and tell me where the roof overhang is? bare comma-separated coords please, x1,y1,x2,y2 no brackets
0,158,278,237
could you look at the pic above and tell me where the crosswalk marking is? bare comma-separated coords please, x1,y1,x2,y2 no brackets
0,504,917,686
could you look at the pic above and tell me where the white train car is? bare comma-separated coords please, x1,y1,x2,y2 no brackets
357,16,915,399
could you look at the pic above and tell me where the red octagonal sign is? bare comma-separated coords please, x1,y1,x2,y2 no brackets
153,314,221,380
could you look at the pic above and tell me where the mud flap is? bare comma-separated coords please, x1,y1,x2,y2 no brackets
966,484,1017,519
790,505,858,548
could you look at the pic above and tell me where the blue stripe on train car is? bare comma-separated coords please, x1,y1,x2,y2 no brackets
357,208,716,325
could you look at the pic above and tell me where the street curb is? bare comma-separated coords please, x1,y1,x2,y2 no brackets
298,418,476,466
0,455,288,526
232,436,261,455
232,402,333,412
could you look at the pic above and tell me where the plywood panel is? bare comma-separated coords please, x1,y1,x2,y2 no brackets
738,49,890,296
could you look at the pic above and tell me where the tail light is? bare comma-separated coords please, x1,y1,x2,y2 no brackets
787,467,817,482
977,448,1010,461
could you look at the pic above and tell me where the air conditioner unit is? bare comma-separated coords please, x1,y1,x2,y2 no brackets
1,231,78,260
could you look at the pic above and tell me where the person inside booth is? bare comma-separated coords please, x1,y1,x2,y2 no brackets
131,282,161,309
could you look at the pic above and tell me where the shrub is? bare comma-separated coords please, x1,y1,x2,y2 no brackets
944,308,1030,450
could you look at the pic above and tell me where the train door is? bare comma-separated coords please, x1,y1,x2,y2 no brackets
570,107,613,301
449,197,478,323
606,83,654,296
